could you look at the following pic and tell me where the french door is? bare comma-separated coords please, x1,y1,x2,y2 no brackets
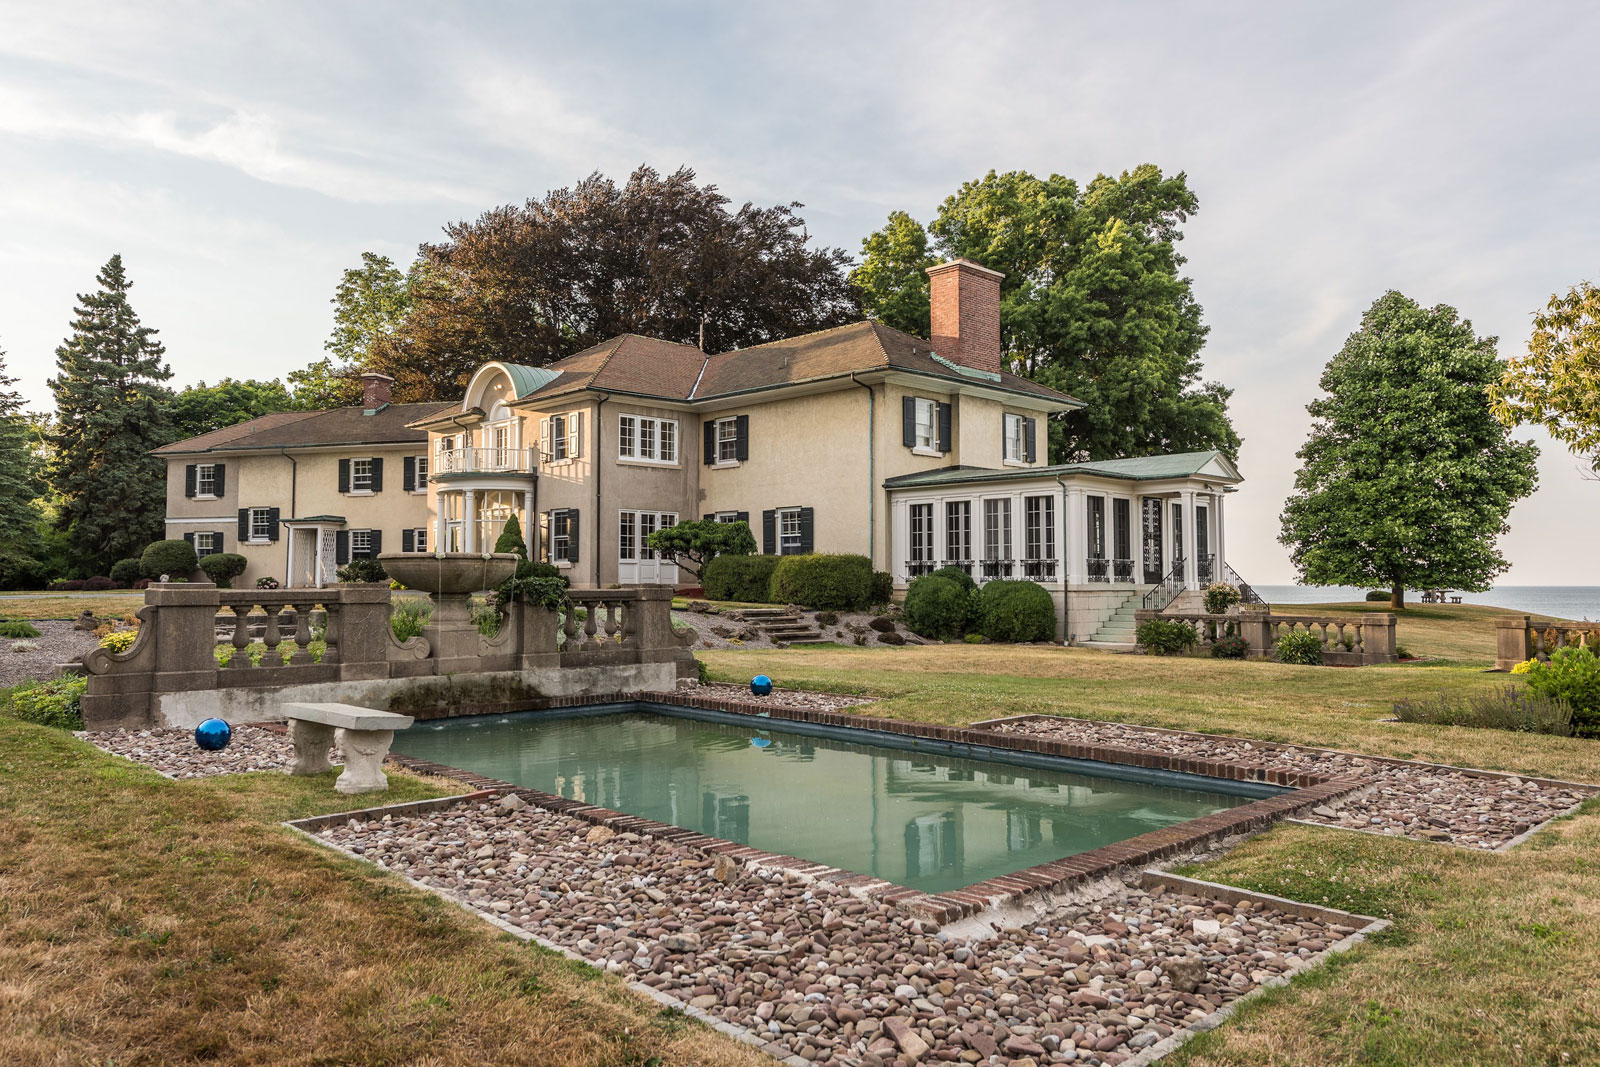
618,510,679,584
1141,498,1165,584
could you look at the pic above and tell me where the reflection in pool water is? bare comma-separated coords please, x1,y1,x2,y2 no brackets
393,710,1256,894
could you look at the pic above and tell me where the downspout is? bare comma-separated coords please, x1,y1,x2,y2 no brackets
851,374,876,563
1055,474,1072,647
280,447,297,583
593,392,609,587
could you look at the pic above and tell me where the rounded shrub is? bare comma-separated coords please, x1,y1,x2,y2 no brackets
870,570,894,607
1521,645,1600,736
977,581,1056,643
140,539,199,581
1136,618,1196,655
903,575,968,640
337,558,389,583
768,554,874,611
109,558,143,587
702,553,780,603
1203,582,1241,615
1210,634,1250,659
198,552,248,588
82,576,116,591
1275,629,1324,665
515,558,569,586
930,565,977,594
51,579,86,591
1365,589,1391,602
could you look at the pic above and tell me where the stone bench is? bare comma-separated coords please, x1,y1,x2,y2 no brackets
283,702,415,795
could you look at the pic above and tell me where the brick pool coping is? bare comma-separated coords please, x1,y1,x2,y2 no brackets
317,689,1370,925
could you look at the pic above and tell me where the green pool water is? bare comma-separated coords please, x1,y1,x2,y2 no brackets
393,708,1260,894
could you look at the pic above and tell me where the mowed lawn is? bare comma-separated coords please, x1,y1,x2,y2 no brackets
699,604,1600,1066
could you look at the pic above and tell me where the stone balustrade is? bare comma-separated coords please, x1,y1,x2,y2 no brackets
1495,615,1600,671
80,581,693,730
1134,604,1398,665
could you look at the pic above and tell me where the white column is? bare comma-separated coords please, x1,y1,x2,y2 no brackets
463,489,477,552
890,496,908,584
1180,489,1198,589
436,492,448,554
1214,493,1227,581
1010,491,1024,576
524,489,536,556
1062,486,1082,584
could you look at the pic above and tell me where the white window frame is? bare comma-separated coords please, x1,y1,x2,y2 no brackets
350,457,374,493
1024,495,1056,560
618,414,679,465
350,529,373,557
248,507,272,543
713,511,740,523
412,527,428,553
715,417,740,465
778,506,803,555
909,503,934,563
413,455,429,491
195,463,217,499
1003,414,1026,465
945,499,972,564
912,397,938,455
551,510,572,562
193,531,217,555
983,498,1012,561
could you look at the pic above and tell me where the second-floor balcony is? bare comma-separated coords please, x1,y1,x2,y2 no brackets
433,446,539,478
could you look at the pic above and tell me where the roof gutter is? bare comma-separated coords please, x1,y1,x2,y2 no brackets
850,374,876,562
593,391,609,583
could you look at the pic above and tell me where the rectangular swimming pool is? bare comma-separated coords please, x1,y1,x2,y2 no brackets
392,704,1276,895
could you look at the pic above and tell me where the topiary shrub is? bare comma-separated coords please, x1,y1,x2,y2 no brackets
870,570,894,607
1275,630,1324,665
198,553,248,588
7,674,87,729
646,519,756,580
82,576,115,591
977,581,1055,643
0,620,41,638
494,513,528,557
1136,618,1196,655
768,554,874,611
1203,582,1241,615
903,575,968,640
140,539,198,581
1365,589,1391,602
930,565,977,594
337,558,389,583
702,553,780,603
1210,634,1250,659
1521,645,1600,736
109,558,143,587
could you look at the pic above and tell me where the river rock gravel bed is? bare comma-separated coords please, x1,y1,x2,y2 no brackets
986,717,1595,850
77,724,325,777
693,681,874,711
321,792,1357,1067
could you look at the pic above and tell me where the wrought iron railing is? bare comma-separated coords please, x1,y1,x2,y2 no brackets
906,560,938,579
979,558,1015,581
1143,558,1187,611
1086,557,1136,583
1020,558,1058,581
942,559,974,576
1197,553,1216,584
1222,561,1264,604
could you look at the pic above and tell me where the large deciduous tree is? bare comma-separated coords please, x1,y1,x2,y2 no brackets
1280,291,1539,609
290,252,418,407
0,342,45,587
46,255,175,571
166,378,302,441
852,166,1238,462
1491,280,1600,471
369,166,860,399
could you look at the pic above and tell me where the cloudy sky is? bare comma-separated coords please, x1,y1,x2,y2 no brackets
2,1,1597,585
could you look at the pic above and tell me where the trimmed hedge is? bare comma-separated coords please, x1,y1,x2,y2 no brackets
140,539,198,580
109,558,143,586
870,570,894,606
1210,634,1250,658
198,552,248,588
930,565,976,594
768,554,874,611
703,554,780,603
82,576,116,591
976,580,1055,643
1365,589,1391,602
903,575,967,640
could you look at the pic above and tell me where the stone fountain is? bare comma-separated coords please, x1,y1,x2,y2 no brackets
378,552,521,674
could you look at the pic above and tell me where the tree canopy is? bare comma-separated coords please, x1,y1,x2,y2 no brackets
0,342,45,587
289,252,418,407
645,519,756,579
367,166,860,400
852,166,1238,463
1491,280,1600,471
46,255,175,571
166,378,302,442
1280,291,1539,608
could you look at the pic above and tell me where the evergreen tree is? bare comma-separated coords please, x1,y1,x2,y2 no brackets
46,255,175,571
493,512,528,557
1280,291,1540,609
0,342,45,586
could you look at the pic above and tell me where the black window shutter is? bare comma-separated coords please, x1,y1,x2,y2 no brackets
183,532,195,547
1024,418,1037,463
567,511,580,563
402,456,415,492
937,403,952,452
369,530,382,556
735,415,749,461
267,507,281,542
901,396,917,447
370,458,383,492
237,509,249,540
402,529,414,552
184,464,196,498
762,509,776,554
214,464,226,497
338,458,350,493
336,530,349,565
799,507,814,554
213,532,225,553
703,421,716,466
736,510,749,523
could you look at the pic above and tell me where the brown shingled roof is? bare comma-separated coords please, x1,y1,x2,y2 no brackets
152,402,453,455
515,334,706,404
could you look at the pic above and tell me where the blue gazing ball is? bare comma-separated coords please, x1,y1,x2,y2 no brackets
750,674,773,697
750,737,773,749
194,718,233,752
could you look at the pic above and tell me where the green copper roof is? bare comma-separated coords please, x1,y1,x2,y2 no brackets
882,450,1241,489
502,364,561,399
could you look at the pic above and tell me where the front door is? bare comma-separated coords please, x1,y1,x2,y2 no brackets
618,510,680,585
1141,498,1164,584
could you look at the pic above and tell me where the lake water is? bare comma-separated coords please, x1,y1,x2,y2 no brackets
1254,585,1600,621
392,708,1260,895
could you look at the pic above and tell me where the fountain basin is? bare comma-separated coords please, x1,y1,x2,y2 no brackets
378,552,520,595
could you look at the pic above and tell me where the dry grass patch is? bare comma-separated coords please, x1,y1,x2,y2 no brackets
0,593,146,620
0,718,767,1067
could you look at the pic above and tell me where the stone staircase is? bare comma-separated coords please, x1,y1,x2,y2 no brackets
1083,591,1142,650
732,607,826,645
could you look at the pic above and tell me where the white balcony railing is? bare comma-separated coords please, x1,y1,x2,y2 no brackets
435,446,538,476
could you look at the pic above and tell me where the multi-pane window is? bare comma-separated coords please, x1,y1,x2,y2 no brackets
945,500,972,563
351,458,373,491
550,414,569,461
413,455,428,489
618,415,679,463
619,510,635,561
249,507,272,542
913,398,936,450
909,503,934,567
350,529,373,557
716,418,740,464
983,499,1012,560
1003,414,1025,462
1024,496,1055,559
551,511,571,561
195,464,216,497
714,511,740,523
778,507,803,554
413,527,428,553
194,531,216,554
1087,496,1107,557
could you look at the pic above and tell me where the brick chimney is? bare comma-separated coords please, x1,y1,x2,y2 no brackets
360,371,394,412
926,258,1004,375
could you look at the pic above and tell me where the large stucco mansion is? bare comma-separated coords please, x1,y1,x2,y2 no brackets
157,259,1244,645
